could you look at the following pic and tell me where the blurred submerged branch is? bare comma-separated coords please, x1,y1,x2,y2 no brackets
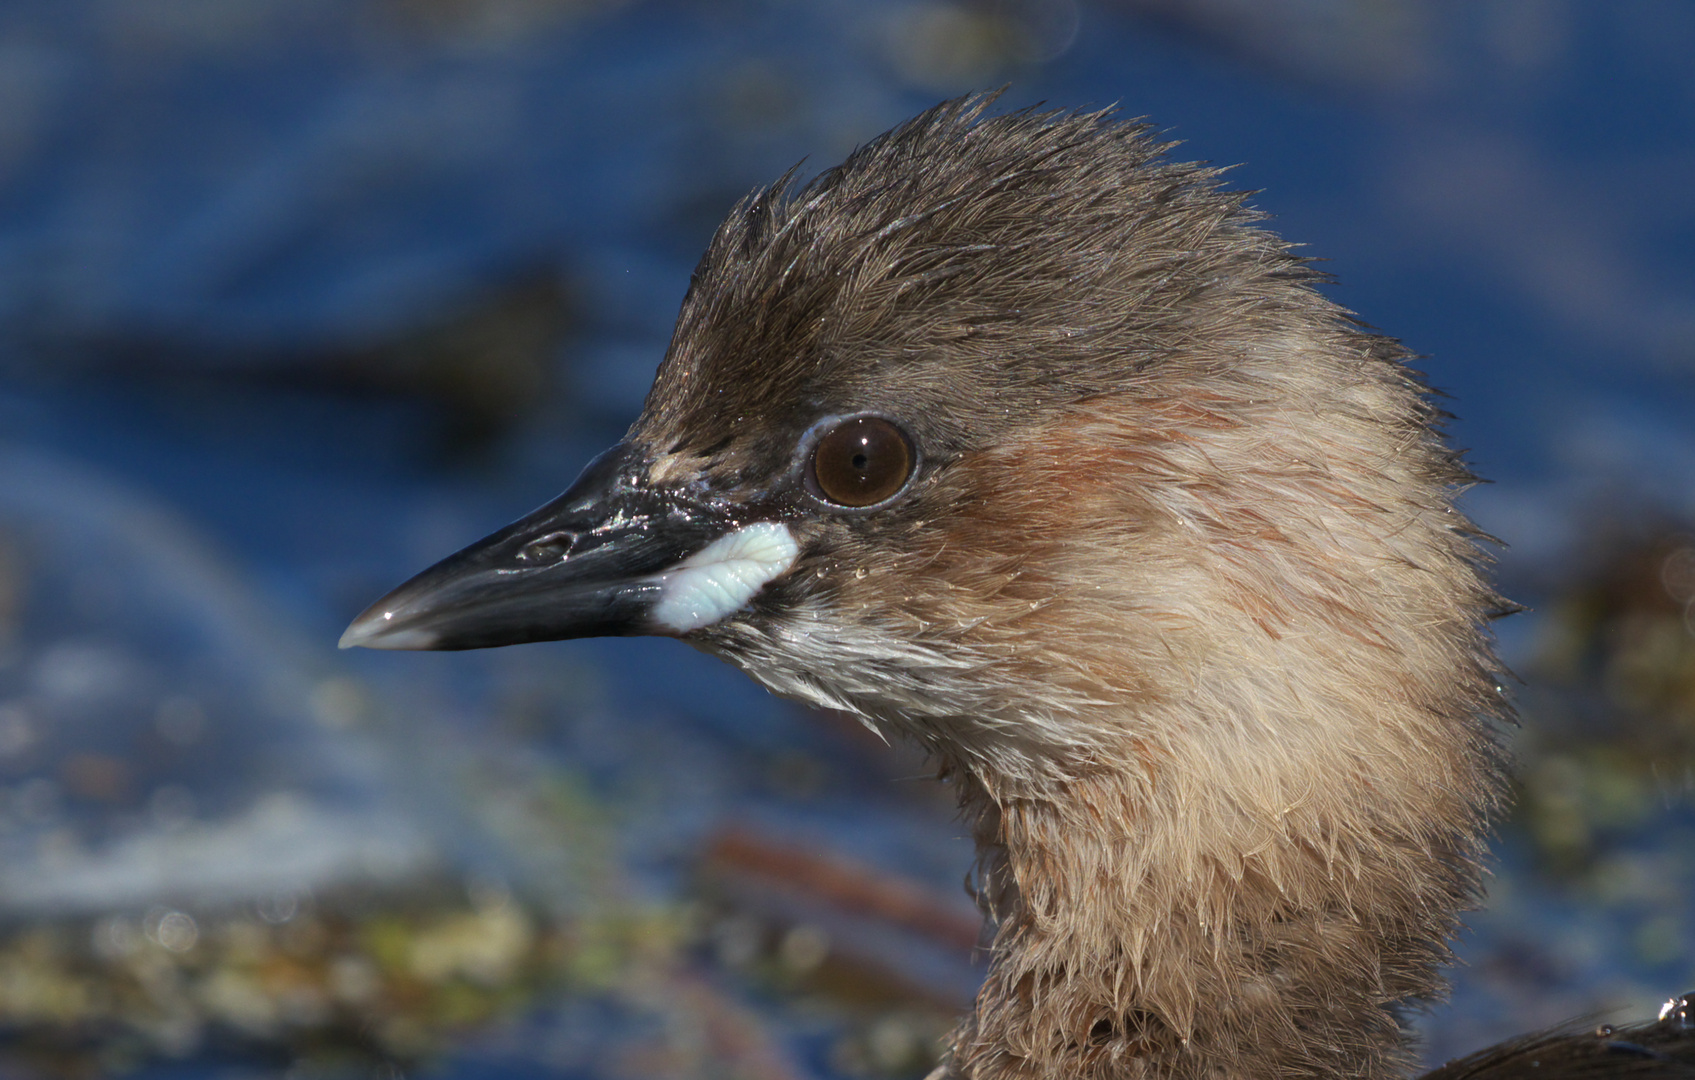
326,270,572,449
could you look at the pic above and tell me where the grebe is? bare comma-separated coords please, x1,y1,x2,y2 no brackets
342,96,1694,1079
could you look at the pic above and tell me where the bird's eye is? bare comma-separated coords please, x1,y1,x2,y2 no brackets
808,416,915,508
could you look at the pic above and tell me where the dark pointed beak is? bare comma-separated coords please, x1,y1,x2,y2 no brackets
340,443,733,651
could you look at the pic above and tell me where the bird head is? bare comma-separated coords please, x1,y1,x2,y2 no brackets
343,96,1500,796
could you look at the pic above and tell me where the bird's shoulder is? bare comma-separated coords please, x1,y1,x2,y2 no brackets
1423,993,1695,1080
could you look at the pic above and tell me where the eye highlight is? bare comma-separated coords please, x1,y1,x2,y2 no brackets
807,416,915,508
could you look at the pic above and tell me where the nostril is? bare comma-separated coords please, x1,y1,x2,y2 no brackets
519,530,581,563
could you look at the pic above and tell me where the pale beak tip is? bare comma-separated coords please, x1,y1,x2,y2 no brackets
338,618,377,650
339,610,439,651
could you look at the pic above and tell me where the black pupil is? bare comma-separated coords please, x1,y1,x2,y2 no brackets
811,417,913,508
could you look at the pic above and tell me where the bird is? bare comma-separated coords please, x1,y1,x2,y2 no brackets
341,95,1695,1079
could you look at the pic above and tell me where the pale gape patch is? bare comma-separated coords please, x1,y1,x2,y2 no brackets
651,522,799,633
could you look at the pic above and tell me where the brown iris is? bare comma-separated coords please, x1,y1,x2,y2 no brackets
809,416,915,508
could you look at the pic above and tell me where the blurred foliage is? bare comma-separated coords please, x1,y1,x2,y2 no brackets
0,879,687,1076
1513,521,1695,874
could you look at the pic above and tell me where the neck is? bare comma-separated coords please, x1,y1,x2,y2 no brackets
885,373,1515,1079
939,684,1501,1080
